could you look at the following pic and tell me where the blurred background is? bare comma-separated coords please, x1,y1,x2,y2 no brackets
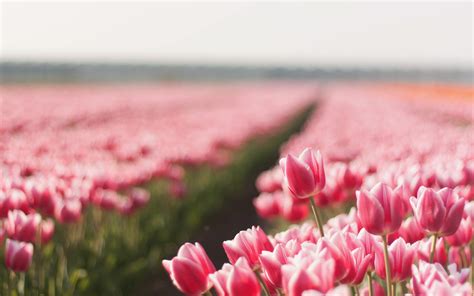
1,1,472,83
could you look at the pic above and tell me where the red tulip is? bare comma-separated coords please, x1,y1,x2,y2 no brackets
162,242,216,295
223,226,273,267
209,258,260,296
410,187,465,236
280,148,325,199
5,239,33,272
356,183,403,235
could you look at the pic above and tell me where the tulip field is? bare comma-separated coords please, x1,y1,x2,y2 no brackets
1,82,473,295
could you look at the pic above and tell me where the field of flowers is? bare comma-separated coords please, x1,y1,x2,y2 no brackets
0,82,317,294
1,82,473,295
164,83,473,296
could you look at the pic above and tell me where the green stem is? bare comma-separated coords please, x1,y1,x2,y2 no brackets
203,291,212,296
391,282,396,296
382,235,392,296
254,270,270,296
429,234,438,263
18,273,25,296
367,272,374,296
353,285,360,296
309,196,325,237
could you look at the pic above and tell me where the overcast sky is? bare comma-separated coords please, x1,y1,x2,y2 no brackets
1,1,472,68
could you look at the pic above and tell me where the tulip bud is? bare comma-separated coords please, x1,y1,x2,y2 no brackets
356,183,403,235
209,258,260,296
410,187,465,236
223,226,273,268
280,148,325,199
162,242,215,295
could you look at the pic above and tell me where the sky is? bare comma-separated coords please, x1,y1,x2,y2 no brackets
1,1,472,68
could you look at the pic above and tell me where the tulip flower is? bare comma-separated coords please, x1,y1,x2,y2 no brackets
253,192,281,219
162,242,216,295
448,246,471,269
302,285,351,296
4,210,41,243
279,148,325,199
209,258,261,296
280,148,326,236
445,217,472,247
411,261,471,296
397,216,426,243
259,244,288,288
5,239,34,272
411,187,465,263
374,237,418,283
223,226,273,268
417,237,447,266
54,199,82,223
356,183,403,236
40,219,55,244
410,187,465,237
281,257,336,296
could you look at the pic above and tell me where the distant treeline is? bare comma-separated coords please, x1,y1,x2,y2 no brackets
0,62,472,84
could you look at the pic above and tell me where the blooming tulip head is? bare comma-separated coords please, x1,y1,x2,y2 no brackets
5,239,33,272
375,237,418,282
280,148,325,199
162,242,216,295
5,210,41,243
410,187,465,236
356,183,403,235
209,257,260,296
223,226,273,268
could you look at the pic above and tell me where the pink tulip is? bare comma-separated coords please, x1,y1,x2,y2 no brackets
40,219,55,244
397,216,426,243
54,199,82,223
223,226,273,267
162,242,216,295
302,285,351,296
411,261,471,296
128,188,150,209
5,239,33,272
410,187,465,236
4,210,41,243
374,237,418,282
281,257,335,296
417,237,447,266
209,258,260,296
259,243,288,288
448,246,471,269
280,148,325,199
356,183,403,235
253,192,280,219
279,193,310,222
445,217,472,247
